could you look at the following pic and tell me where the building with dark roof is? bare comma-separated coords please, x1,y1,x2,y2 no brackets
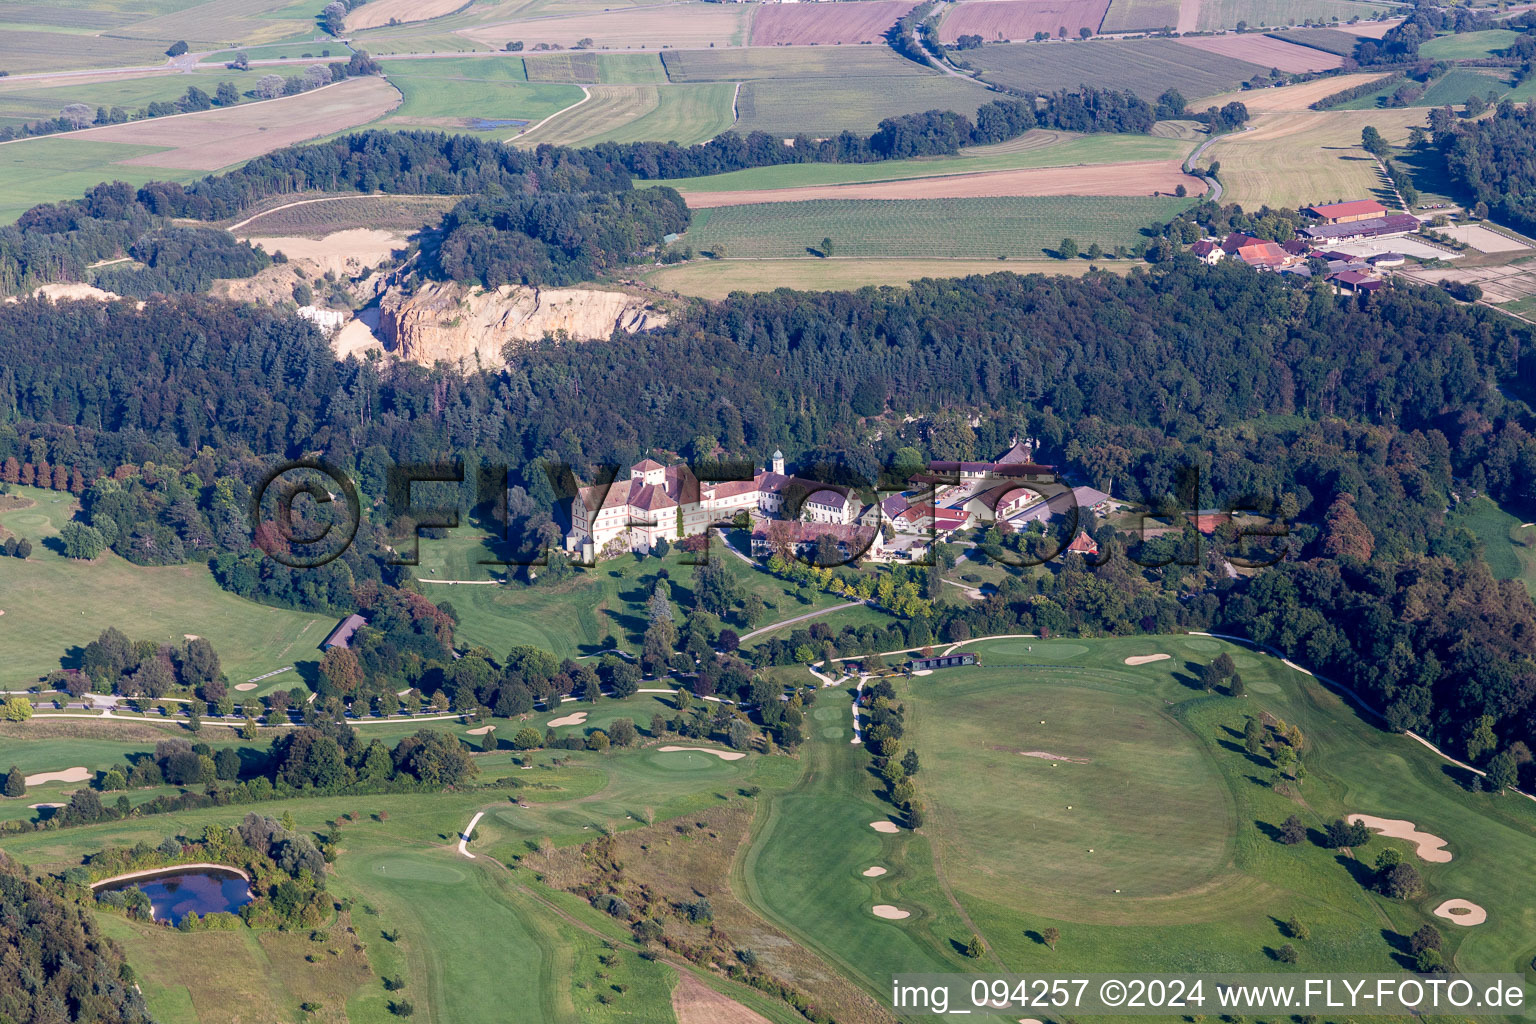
321,614,367,650
1301,214,1418,242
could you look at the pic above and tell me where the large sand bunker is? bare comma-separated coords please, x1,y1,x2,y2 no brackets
233,683,258,691
862,866,887,877
1124,653,1171,665
1347,815,1452,863
547,711,588,728
24,766,91,786
465,726,495,736
1432,899,1487,926
656,746,746,761
870,821,900,833
871,905,910,919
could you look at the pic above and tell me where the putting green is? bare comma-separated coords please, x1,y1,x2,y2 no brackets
1181,638,1223,653
370,854,468,884
1246,680,1282,694
640,749,739,772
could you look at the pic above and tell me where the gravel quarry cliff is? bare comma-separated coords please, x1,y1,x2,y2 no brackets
375,280,668,367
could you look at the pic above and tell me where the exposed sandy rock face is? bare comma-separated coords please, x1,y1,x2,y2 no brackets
377,280,667,367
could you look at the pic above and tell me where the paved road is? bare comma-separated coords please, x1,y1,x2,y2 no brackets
1183,125,1252,203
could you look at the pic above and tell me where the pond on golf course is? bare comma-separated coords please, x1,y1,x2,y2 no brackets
96,866,252,925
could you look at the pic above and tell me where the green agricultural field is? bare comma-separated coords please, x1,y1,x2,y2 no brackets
0,485,325,687
409,529,858,658
375,58,581,136
644,131,1191,191
740,634,1536,1011
1418,29,1520,61
0,134,197,223
966,38,1267,102
0,30,170,75
523,51,667,84
227,193,460,236
680,195,1197,260
735,74,997,137
1417,67,1513,107
524,81,736,146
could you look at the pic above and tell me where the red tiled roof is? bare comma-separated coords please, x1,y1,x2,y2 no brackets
996,440,1034,465
632,458,664,472
1307,199,1386,220
1066,530,1099,554
975,482,1036,512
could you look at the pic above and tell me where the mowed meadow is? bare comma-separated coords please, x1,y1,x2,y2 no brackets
0,485,324,687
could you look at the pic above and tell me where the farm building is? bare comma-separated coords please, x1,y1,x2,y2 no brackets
1368,252,1406,267
1306,199,1387,224
1301,213,1419,242
1190,239,1224,265
321,614,368,650
1328,269,1384,293
908,652,978,672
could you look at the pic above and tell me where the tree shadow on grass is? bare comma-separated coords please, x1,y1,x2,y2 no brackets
1440,763,1483,792
1336,853,1378,890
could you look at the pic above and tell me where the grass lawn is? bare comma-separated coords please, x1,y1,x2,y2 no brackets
967,39,1267,105
1418,29,1520,61
1417,67,1514,108
679,195,1197,260
0,714,803,1024
0,485,325,688
411,530,851,658
735,634,1536,1009
1449,495,1536,598
640,131,1191,193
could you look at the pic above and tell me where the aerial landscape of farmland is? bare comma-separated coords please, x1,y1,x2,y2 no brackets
3,0,1536,1022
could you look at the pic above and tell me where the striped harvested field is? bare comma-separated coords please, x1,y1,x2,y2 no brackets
938,0,1111,42
1192,72,1390,109
1177,33,1345,73
461,3,751,50
678,160,1205,207
751,1,918,45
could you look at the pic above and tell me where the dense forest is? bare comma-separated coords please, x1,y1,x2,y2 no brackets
0,852,152,1024
1439,99,1536,235
5,259,1536,781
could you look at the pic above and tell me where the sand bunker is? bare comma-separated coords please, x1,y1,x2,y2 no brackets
911,669,933,676
27,803,65,810
1433,899,1487,926
1124,653,1171,665
547,711,588,728
862,866,887,877
465,725,495,736
656,745,746,761
1348,815,1452,863
1020,750,1092,763
870,821,900,833
871,905,910,920
233,683,258,691
24,767,91,786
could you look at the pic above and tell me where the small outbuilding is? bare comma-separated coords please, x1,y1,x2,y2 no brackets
908,652,978,672
321,613,367,650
